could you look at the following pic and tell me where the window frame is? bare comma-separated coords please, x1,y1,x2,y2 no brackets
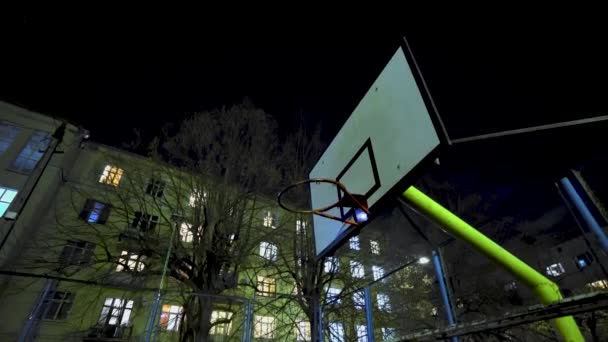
210,310,234,335
132,211,159,232
10,130,50,174
370,240,380,255
377,293,391,312
0,186,18,218
99,165,124,187
98,297,134,327
0,121,21,156
159,304,183,332
116,251,146,272
146,178,166,198
59,240,96,266
328,322,344,342
259,241,278,261
37,290,74,321
350,260,365,278
254,315,276,338
324,256,339,273
327,287,341,305
263,211,277,228
372,265,385,281
295,320,311,341
256,275,276,297
349,236,360,250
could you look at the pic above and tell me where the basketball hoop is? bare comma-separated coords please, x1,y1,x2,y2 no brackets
277,178,370,226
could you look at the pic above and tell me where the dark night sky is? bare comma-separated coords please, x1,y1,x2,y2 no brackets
1,13,606,237
1,15,607,186
3,16,607,144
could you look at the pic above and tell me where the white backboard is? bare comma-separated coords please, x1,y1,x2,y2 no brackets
310,44,443,257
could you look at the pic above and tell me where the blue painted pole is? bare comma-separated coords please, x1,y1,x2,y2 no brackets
432,250,458,342
560,177,608,252
245,295,254,342
317,302,323,342
18,279,55,342
363,287,375,342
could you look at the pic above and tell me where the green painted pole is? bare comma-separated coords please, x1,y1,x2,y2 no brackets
402,186,584,342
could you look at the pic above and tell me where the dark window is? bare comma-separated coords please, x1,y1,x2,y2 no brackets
37,291,73,321
10,130,50,173
80,199,111,224
132,212,159,231
59,240,95,266
146,178,165,198
0,121,21,156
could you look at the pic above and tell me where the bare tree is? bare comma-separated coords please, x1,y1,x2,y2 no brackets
10,101,290,341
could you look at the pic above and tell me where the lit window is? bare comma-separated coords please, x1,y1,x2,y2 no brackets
372,265,384,281
116,251,145,272
256,276,276,296
180,222,194,242
587,279,608,290
131,211,159,232
263,211,276,228
296,219,306,234
146,178,165,198
254,315,275,338
381,327,396,341
99,298,133,326
546,263,565,277
10,130,49,173
329,322,344,342
377,293,391,312
189,189,207,207
353,290,365,310
327,287,341,304
37,290,73,320
324,257,339,273
210,310,233,335
0,186,18,217
59,240,95,266
99,165,124,186
370,240,380,254
259,242,278,261
159,304,183,331
349,236,360,250
356,325,367,342
295,321,311,341
80,199,110,224
350,260,364,278
0,122,21,156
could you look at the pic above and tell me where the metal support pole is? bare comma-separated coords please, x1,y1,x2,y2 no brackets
560,177,608,253
363,287,375,342
432,250,458,342
18,279,55,342
144,226,177,342
402,186,584,342
245,296,254,342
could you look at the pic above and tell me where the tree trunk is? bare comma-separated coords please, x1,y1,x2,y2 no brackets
196,295,214,342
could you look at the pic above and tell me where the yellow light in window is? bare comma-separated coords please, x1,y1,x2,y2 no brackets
99,165,124,186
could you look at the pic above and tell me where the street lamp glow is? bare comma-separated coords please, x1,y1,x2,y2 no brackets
418,256,430,264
